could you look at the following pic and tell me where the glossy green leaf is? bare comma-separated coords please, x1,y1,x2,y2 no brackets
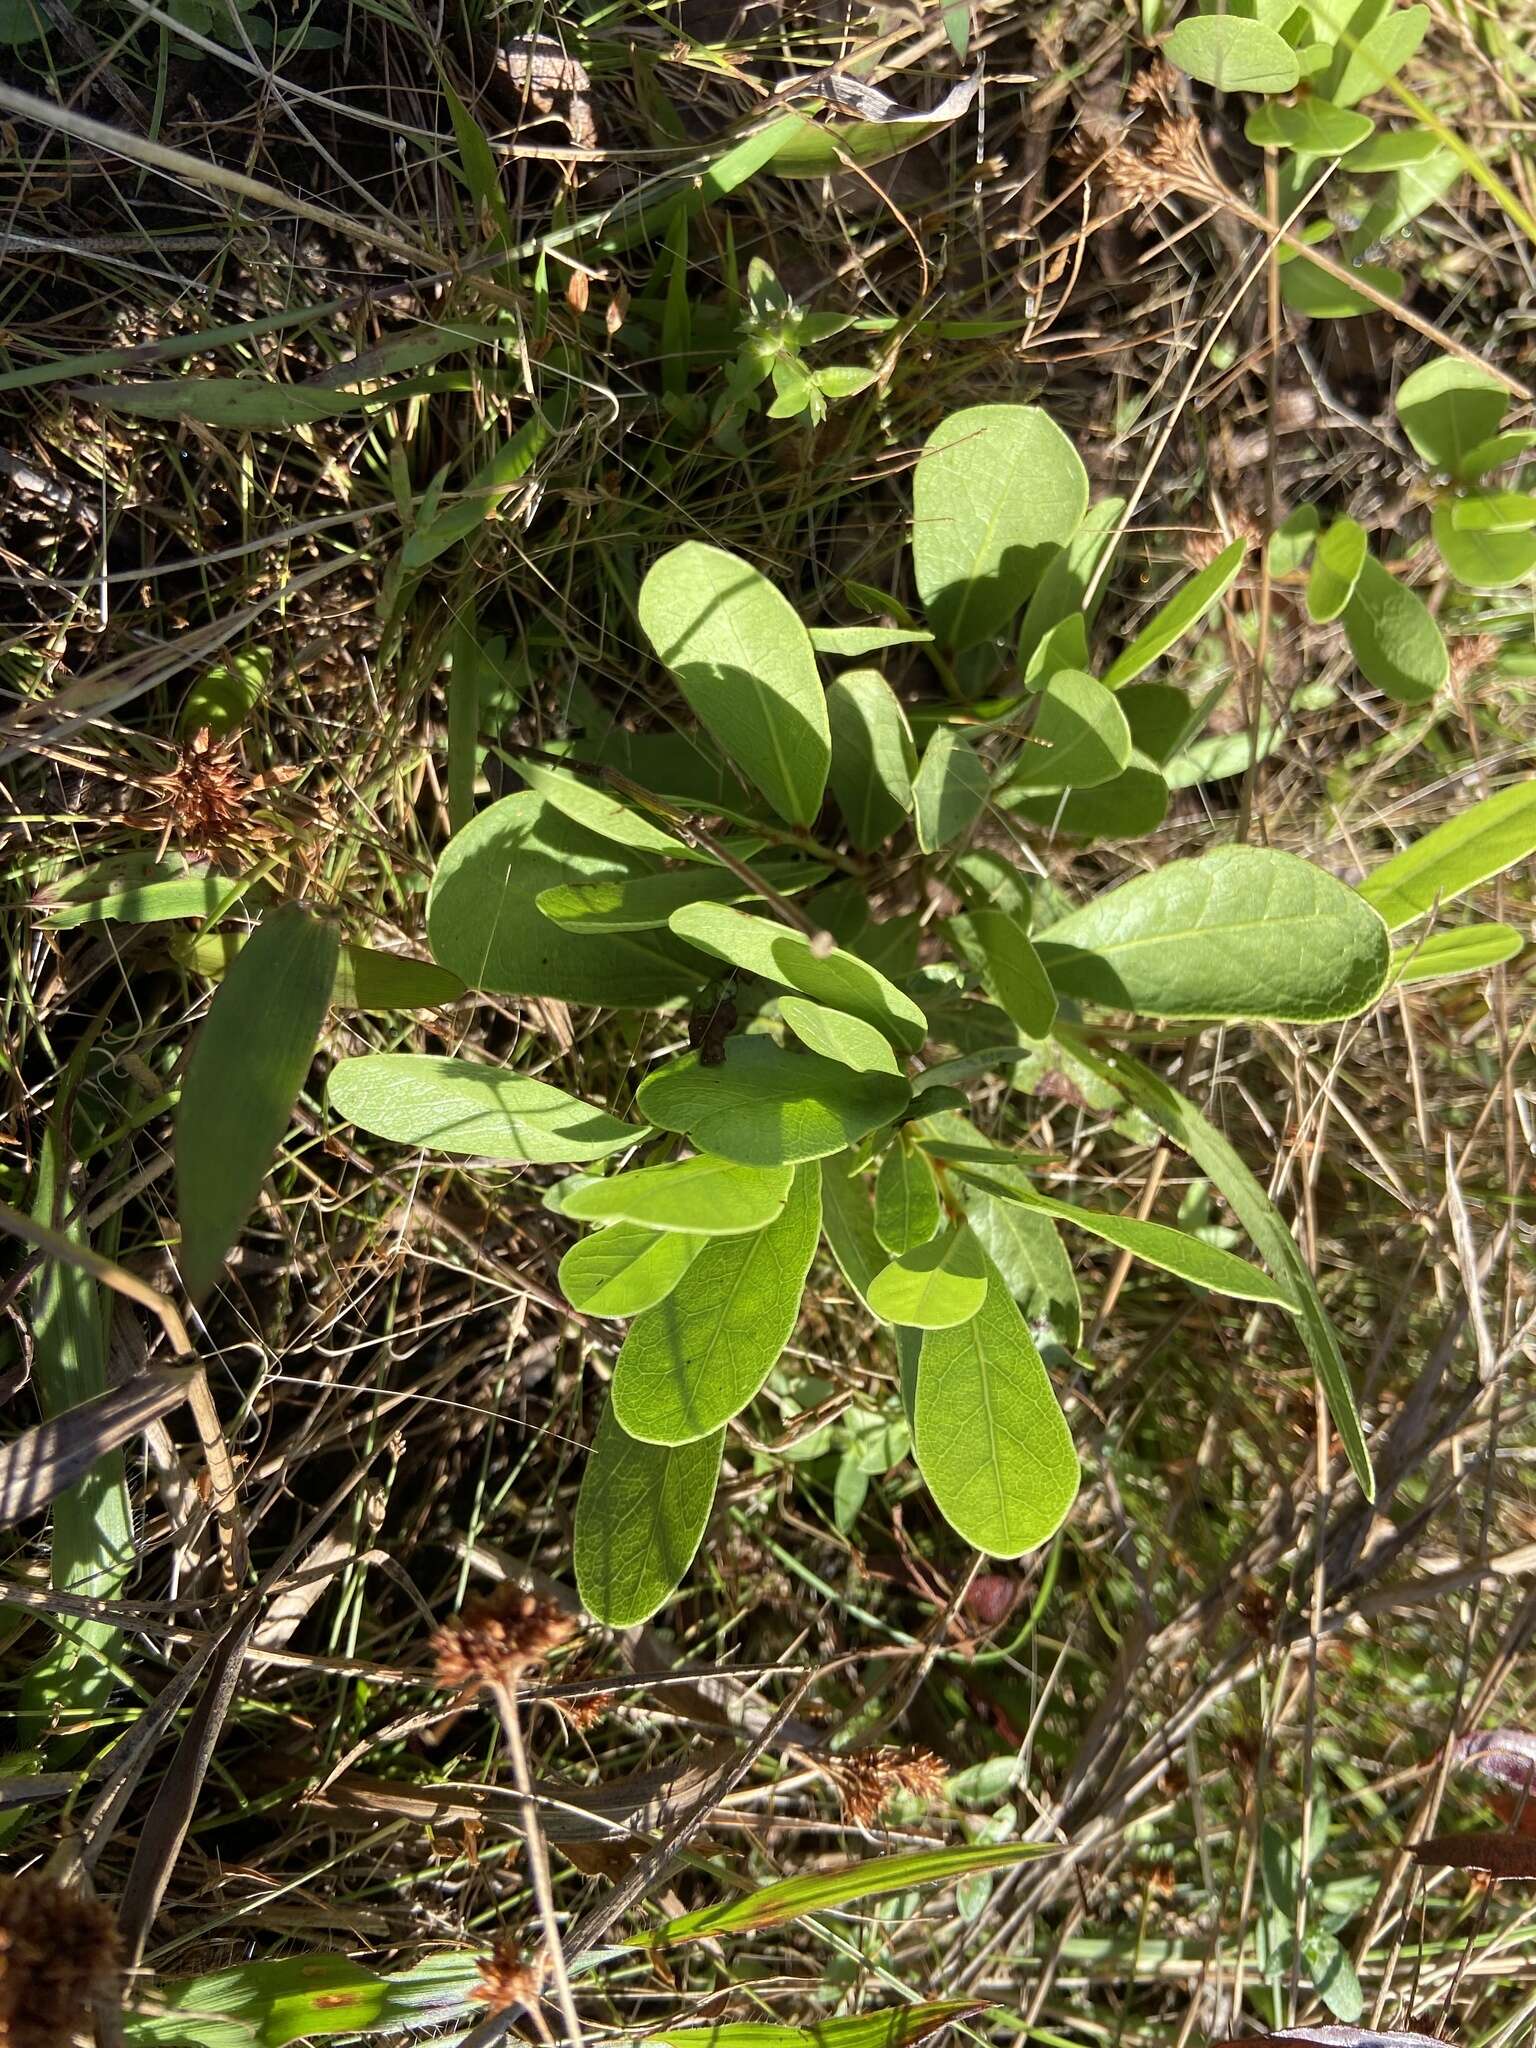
953,908,1058,1040
611,1165,820,1443
779,996,902,1074
1166,14,1300,90
959,1189,1081,1348
1244,97,1374,152
558,1224,704,1317
1395,358,1509,476
1006,671,1131,792
638,541,830,827
1058,1027,1372,1493
176,904,337,1302
1317,0,1429,107
671,902,926,1051
913,1261,1079,1555
1430,499,1536,588
826,668,918,851
1035,846,1390,1023
874,1141,942,1254
637,1841,1054,1945
1307,517,1369,621
1103,539,1247,689
1342,554,1449,703
868,1224,989,1329
913,727,990,851
574,1398,723,1625
811,625,934,656
819,1154,888,1315
1017,497,1125,672
1001,752,1170,840
1357,779,1536,928
913,405,1089,651
428,792,704,1006
1390,921,1522,985
939,1162,1297,1306
560,1155,793,1235
327,1054,639,1163
535,857,825,934
1280,254,1402,318
637,1039,909,1167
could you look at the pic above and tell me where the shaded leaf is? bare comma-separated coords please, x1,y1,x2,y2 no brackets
638,1039,908,1168
951,908,1058,1040
1000,752,1170,839
960,1190,1081,1348
536,857,825,934
826,668,918,850
1280,254,1402,319
327,1054,639,1163
669,902,927,1051
574,1399,722,1625
1245,98,1374,152
1017,497,1125,673
875,1141,942,1254
38,860,259,929
913,727,990,851
1006,671,1131,792
819,1154,888,1316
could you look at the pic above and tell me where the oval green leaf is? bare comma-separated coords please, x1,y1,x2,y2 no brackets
1166,15,1300,91
1431,499,1536,589
913,1260,1079,1556
952,907,1058,1040
176,903,338,1302
1007,671,1132,792
1245,97,1374,153
536,857,825,935
637,541,830,827
1342,554,1449,703
669,902,927,1052
826,668,918,851
637,1038,909,1167
913,405,1089,651
1104,538,1247,689
1357,779,1536,928
1280,255,1402,319
867,1224,989,1329
559,1224,705,1317
574,1397,723,1624
913,726,991,851
874,1140,942,1254
1035,846,1391,1022
959,1190,1081,1349
560,1155,793,1235
1307,516,1369,622
428,792,705,1007
1395,355,1508,473
779,995,902,1074
1000,751,1170,840
1391,921,1522,986
611,1164,821,1443
327,1054,641,1163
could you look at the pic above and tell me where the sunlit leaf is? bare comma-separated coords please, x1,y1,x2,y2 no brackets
559,1224,704,1317
327,1054,640,1163
560,1156,793,1235
1357,779,1536,928
638,1039,909,1167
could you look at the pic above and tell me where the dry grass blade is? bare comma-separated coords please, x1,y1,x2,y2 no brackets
0,1368,192,1528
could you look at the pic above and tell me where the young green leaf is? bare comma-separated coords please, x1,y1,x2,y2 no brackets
939,1162,1297,1307
1103,538,1247,689
668,902,928,1051
635,1841,1054,1945
951,908,1058,1040
176,903,338,1302
574,1397,723,1625
1021,613,1092,691
510,756,712,861
637,541,830,827
559,1224,705,1317
867,1224,990,1329
1001,753,1170,840
1166,14,1300,90
1006,672,1132,792
1430,499,1536,588
1035,846,1390,1023
428,792,705,1007
1357,779,1536,928
960,1190,1081,1348
819,1154,889,1315
811,625,934,657
913,727,990,851
1316,0,1429,107
327,1054,640,1163
1341,555,1449,704
637,1039,909,1167
38,861,260,929
874,1140,942,1254
913,405,1089,650
1456,428,1536,482
1306,517,1369,622
1056,1026,1374,1497
404,377,574,569
778,996,902,1074
611,1165,820,1443
1280,254,1403,320
1017,497,1125,672
1268,503,1321,577
826,668,918,851
913,1260,1079,1555
536,857,825,935
1244,98,1374,153
1390,922,1522,986
560,1155,793,1235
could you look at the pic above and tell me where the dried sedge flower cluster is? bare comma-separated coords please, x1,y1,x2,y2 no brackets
553,1687,616,1733
431,1586,576,1695
1100,110,1221,214
135,727,286,862
0,1874,120,2048
832,1747,948,1828
474,1935,549,2012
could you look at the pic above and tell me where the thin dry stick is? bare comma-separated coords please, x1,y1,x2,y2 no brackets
492,1676,587,2048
